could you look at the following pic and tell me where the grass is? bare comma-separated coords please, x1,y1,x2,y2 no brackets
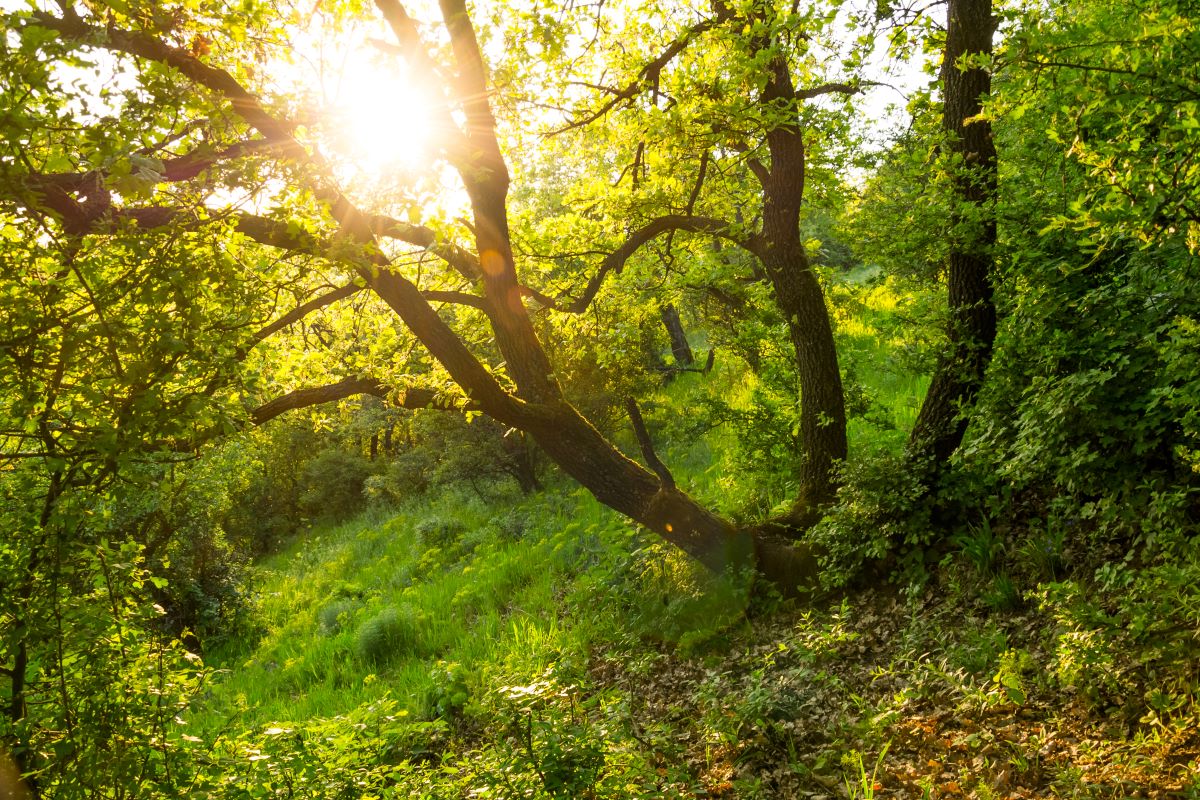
197,490,619,730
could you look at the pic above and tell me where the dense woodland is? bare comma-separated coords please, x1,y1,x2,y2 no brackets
1,0,1198,795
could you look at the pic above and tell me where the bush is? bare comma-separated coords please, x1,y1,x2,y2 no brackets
356,606,421,666
298,450,374,522
414,515,468,548
318,599,358,636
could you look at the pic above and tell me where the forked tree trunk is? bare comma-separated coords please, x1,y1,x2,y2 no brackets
909,0,997,465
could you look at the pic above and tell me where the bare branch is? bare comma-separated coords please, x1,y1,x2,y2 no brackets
794,80,880,100
421,289,489,310
549,8,733,135
560,214,756,314
250,377,387,425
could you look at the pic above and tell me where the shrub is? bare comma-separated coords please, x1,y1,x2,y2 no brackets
356,606,422,666
414,515,468,548
298,450,374,522
318,599,358,636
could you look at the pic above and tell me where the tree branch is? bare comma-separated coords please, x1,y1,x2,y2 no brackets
249,378,471,425
373,0,474,167
794,80,874,100
560,214,755,314
421,289,489,310
249,283,363,347
625,397,675,490
549,8,734,134
32,137,276,192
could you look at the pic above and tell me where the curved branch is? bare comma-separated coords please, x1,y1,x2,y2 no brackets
251,377,387,425
560,214,757,314
366,214,481,281
30,12,301,149
250,378,472,425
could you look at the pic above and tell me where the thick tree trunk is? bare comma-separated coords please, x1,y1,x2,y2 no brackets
661,304,695,367
909,0,997,465
756,51,848,521
763,243,848,518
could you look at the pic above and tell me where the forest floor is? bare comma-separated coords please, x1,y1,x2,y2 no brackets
198,484,1200,799
594,586,1200,799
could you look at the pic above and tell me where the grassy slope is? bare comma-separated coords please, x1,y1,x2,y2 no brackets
192,276,1200,797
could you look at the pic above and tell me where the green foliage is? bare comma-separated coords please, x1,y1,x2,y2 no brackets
1037,553,1200,717
298,449,374,522
185,698,447,799
0,536,207,799
809,449,934,586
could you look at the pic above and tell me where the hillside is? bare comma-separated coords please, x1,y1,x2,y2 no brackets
192,488,1200,798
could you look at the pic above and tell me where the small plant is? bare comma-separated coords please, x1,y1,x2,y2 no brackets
954,518,1004,576
982,573,1023,612
842,741,889,799
490,670,607,798
318,598,357,635
428,660,471,719
1017,521,1067,581
990,649,1033,706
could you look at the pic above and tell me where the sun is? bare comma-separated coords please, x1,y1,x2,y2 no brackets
324,52,436,177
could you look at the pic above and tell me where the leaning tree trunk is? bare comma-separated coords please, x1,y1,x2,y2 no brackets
909,0,997,465
661,304,695,367
369,0,820,588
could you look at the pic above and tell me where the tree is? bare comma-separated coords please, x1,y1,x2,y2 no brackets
908,0,998,466
0,0,820,590
507,0,878,520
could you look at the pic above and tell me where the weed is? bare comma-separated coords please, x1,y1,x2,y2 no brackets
842,741,889,799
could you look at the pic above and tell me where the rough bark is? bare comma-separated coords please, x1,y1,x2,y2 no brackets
909,0,998,465
757,50,848,519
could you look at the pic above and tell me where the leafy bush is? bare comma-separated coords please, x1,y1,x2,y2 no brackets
808,449,934,586
298,450,374,522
